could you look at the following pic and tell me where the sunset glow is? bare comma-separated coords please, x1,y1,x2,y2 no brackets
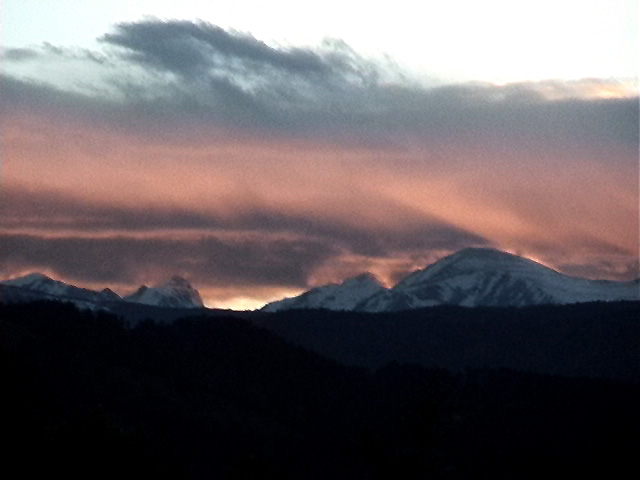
1,2,638,309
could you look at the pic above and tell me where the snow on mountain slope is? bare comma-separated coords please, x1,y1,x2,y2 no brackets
262,248,639,313
358,248,639,312
1,273,122,304
262,273,386,312
1,273,205,310
124,276,204,309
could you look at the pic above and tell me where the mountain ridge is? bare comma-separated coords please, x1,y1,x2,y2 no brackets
0,273,204,310
2,248,637,313
263,248,639,312
263,272,386,312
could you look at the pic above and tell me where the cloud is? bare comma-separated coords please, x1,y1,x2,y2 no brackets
4,182,635,287
3,47,40,61
0,225,485,291
2,43,111,66
3,20,637,149
95,20,639,144
557,259,640,282
0,232,337,288
0,186,489,277
100,20,340,80
2,55,636,157
1,19,637,296
94,19,385,133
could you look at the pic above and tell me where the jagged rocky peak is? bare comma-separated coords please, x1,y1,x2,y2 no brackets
100,288,122,301
125,276,204,309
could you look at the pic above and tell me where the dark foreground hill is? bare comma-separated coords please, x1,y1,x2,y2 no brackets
254,301,640,383
1,301,638,479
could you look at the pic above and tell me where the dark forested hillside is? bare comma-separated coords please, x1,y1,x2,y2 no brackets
255,301,640,383
1,301,638,479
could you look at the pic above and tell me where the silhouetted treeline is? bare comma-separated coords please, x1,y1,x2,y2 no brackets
1,301,638,479
255,301,640,383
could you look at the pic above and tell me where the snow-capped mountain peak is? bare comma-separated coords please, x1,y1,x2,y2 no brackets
1,272,122,304
360,248,639,311
1,272,204,310
395,248,557,289
335,273,385,293
125,276,204,308
262,272,386,312
264,248,639,313
3,272,56,289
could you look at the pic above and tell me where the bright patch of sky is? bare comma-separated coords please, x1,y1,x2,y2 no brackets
3,0,638,85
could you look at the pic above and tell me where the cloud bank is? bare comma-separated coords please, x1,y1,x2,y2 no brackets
1,19,638,306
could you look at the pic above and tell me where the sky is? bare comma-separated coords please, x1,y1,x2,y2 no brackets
1,1,638,309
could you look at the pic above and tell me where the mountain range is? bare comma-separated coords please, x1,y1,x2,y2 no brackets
1,248,638,313
263,248,639,312
0,273,204,310
2,252,638,478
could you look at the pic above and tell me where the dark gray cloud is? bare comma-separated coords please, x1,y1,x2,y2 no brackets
2,64,636,159
0,227,489,290
96,20,640,148
2,19,637,150
97,19,388,134
0,232,337,288
3,43,110,65
3,47,40,61
1,187,488,271
232,209,489,258
101,20,339,79
558,260,640,282
0,188,224,232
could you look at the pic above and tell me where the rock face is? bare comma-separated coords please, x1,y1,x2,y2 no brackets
263,248,640,312
124,276,204,308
